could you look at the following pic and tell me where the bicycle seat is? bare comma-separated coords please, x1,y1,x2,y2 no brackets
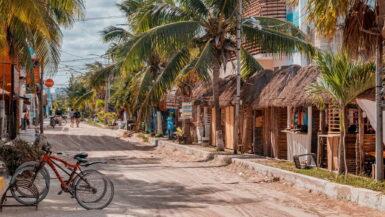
74,152,88,163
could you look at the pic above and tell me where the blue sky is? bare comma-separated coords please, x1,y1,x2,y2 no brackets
52,0,125,89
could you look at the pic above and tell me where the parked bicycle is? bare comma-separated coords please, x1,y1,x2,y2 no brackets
10,142,114,210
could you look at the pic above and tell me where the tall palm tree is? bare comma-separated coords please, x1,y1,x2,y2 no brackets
0,0,85,71
307,51,375,177
121,0,314,150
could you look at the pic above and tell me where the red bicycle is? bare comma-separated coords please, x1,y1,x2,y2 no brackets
10,143,114,210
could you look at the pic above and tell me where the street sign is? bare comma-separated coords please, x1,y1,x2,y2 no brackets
45,79,54,87
180,102,193,120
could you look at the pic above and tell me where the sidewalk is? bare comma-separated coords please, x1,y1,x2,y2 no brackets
18,119,50,143
141,136,385,212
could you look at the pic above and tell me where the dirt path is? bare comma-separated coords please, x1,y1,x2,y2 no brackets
5,123,385,217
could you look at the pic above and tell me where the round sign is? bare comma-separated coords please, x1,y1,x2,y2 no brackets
45,79,54,87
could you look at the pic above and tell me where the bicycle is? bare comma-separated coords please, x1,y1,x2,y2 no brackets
10,143,114,210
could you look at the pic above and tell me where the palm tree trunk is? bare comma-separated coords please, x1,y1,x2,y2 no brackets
338,106,348,178
212,61,224,151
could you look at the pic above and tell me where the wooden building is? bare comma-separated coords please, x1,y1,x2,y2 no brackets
249,65,321,161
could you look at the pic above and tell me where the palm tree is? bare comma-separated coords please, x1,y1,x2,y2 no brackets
289,0,383,57
307,51,375,178
121,0,314,150
0,0,85,71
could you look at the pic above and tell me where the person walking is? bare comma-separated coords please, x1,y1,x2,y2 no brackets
69,109,75,127
74,110,81,128
24,109,30,129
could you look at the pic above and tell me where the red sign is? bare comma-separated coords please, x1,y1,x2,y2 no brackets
45,79,54,87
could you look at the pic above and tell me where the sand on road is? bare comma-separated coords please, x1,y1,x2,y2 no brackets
5,123,385,217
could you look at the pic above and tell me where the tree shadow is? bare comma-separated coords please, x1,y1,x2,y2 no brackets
110,175,261,210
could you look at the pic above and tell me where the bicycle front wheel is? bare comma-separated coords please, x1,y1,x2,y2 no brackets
10,166,50,205
74,171,114,210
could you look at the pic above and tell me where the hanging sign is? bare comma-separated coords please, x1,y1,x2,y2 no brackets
45,79,54,87
180,102,193,120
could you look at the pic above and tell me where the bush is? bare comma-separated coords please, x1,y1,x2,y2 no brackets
137,133,149,143
0,139,44,175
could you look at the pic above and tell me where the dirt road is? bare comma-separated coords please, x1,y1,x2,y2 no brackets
5,123,385,217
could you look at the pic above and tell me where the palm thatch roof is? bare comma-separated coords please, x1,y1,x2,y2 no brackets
277,65,320,107
192,65,320,109
192,70,274,107
252,65,302,108
191,75,236,106
241,70,274,105
251,65,320,108
357,88,375,101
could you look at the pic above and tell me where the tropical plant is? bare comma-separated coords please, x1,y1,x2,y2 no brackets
291,0,385,57
0,0,85,71
306,51,375,178
120,0,314,150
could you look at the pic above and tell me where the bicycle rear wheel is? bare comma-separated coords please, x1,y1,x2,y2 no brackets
10,166,50,205
74,171,114,210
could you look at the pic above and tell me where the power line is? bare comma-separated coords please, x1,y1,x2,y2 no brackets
60,56,104,63
75,16,125,22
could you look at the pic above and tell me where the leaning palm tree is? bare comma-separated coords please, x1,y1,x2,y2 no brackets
0,0,85,71
122,0,314,150
306,51,375,178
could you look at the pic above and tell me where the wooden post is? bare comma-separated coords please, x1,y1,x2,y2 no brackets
196,105,202,144
271,107,279,158
358,108,364,174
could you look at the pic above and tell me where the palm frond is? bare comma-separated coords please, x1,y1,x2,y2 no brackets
306,51,375,108
123,21,201,71
101,26,133,43
179,0,209,18
186,40,214,81
136,49,191,121
243,17,315,57
132,3,190,33
241,47,263,79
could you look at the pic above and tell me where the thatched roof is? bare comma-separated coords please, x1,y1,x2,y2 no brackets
192,71,273,107
252,65,302,108
241,70,274,105
357,88,375,101
277,65,320,107
192,64,321,108
252,65,320,108
191,75,236,106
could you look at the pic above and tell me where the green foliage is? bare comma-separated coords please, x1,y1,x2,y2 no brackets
96,112,117,125
0,0,85,73
258,160,385,193
137,133,149,142
95,99,106,111
306,51,375,108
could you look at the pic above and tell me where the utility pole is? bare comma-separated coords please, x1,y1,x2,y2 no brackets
39,61,44,134
375,0,385,181
233,0,242,154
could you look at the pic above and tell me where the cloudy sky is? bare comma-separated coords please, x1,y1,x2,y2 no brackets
53,0,126,89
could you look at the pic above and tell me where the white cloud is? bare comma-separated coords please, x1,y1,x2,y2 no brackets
53,0,125,87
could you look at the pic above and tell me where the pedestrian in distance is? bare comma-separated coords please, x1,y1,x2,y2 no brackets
74,110,81,128
69,108,75,128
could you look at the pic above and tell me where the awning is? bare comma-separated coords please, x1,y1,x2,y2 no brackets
356,99,385,144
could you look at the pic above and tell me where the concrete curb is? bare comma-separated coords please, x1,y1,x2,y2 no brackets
149,138,214,161
150,138,385,212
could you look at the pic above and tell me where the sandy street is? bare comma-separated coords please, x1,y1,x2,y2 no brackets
4,123,385,217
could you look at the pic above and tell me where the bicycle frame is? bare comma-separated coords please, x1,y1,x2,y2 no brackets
37,154,82,190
